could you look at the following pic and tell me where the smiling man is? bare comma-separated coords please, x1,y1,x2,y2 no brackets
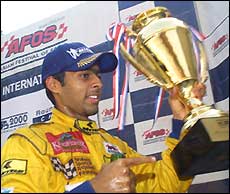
1,42,206,193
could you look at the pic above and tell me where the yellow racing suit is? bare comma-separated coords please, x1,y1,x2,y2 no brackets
1,108,193,193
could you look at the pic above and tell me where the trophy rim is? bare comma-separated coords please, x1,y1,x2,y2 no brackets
132,7,171,33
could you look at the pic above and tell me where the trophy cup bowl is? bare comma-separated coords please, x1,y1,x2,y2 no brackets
120,7,229,179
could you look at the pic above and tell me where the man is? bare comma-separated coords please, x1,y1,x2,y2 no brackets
1,42,206,193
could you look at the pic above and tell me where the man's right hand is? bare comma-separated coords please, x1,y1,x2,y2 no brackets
168,82,206,120
90,156,155,193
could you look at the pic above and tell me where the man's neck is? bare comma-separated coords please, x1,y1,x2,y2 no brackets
55,105,89,121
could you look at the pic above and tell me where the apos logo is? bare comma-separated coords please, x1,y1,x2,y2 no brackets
133,70,145,82
133,70,142,77
142,128,170,145
211,34,229,57
1,23,68,58
101,108,114,122
125,14,138,25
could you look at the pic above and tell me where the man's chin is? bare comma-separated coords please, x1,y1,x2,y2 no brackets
87,108,99,116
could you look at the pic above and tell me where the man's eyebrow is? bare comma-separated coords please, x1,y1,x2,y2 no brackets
89,66,100,74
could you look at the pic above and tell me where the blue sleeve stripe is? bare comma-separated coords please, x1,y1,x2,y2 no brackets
65,181,95,193
169,119,184,139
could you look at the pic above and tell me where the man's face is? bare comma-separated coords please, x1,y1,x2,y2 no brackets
57,65,103,119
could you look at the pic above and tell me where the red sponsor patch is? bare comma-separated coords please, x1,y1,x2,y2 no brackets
46,131,89,154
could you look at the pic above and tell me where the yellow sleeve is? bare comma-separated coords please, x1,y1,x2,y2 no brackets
1,135,64,193
124,136,193,193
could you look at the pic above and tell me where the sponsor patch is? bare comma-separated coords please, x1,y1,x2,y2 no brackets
73,156,96,176
46,131,89,154
74,120,99,134
103,142,122,155
51,157,77,180
1,159,27,177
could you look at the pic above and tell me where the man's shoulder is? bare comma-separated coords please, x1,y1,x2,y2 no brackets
7,122,53,155
10,121,52,136
99,128,126,143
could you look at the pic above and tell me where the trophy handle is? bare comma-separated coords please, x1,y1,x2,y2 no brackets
120,43,169,89
198,41,208,83
125,28,138,38
120,43,148,79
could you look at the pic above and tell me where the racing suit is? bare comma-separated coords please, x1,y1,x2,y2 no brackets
1,108,193,193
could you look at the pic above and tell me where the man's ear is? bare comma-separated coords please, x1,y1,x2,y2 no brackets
45,76,62,94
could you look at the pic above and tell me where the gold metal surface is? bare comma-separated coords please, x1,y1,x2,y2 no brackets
120,6,229,131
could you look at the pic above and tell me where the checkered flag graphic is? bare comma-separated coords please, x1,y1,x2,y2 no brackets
50,157,77,179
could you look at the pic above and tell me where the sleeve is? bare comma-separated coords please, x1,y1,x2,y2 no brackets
169,118,184,139
65,181,95,193
123,118,193,193
1,135,54,193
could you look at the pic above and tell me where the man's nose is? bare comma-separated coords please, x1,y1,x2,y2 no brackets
92,75,103,89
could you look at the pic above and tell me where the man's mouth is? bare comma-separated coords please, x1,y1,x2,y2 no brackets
87,95,100,103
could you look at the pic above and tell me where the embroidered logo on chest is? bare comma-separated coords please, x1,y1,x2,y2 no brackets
51,157,77,179
73,156,97,176
103,142,122,155
46,131,89,154
50,156,96,180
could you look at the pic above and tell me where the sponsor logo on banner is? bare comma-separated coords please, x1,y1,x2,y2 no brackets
46,132,89,155
101,108,114,122
133,70,146,82
1,23,68,59
99,95,134,130
129,65,154,92
98,98,118,129
134,117,172,155
124,13,138,26
142,128,170,145
1,23,68,78
119,1,155,26
211,34,229,57
33,107,53,123
1,159,27,177
1,112,29,134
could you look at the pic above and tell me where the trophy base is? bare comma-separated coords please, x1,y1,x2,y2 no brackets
171,116,229,180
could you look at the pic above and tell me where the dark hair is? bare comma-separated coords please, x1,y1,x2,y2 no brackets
44,72,65,105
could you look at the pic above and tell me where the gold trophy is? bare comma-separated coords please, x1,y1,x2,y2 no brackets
120,7,229,179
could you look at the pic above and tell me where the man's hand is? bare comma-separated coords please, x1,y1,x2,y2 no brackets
90,156,156,193
168,82,206,120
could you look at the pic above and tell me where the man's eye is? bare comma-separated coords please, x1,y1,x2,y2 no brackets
97,74,102,80
81,73,89,79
